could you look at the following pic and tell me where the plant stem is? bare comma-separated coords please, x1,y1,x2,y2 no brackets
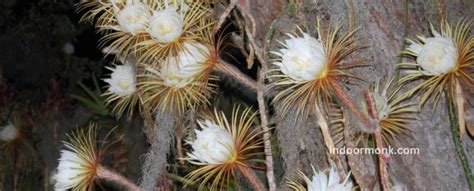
315,103,344,174
257,88,276,191
455,79,466,138
215,59,266,93
447,93,474,190
237,165,265,191
365,90,391,190
97,166,141,191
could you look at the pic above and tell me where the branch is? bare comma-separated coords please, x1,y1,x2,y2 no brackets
315,103,345,175
364,90,391,190
237,165,265,191
97,166,141,191
215,59,266,93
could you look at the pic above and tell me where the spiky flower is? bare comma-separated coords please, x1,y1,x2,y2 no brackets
399,19,473,137
54,124,101,191
185,106,263,190
77,0,211,62
187,120,236,165
399,20,473,106
147,3,185,43
269,20,364,120
140,41,216,113
104,63,137,97
115,1,151,35
287,166,353,191
103,62,140,118
357,79,417,146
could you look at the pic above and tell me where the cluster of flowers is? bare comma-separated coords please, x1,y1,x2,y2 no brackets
45,0,473,190
77,0,218,117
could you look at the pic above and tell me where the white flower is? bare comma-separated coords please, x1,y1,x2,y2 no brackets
373,92,390,120
0,122,18,142
407,30,458,76
305,167,353,191
104,64,137,97
54,150,92,191
187,120,235,165
115,2,151,35
147,6,184,43
161,42,210,88
273,33,327,82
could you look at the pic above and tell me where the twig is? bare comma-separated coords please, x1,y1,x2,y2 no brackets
257,66,276,191
455,79,466,138
364,90,391,190
215,59,266,92
237,165,265,191
176,118,185,165
97,166,141,191
315,103,345,175
214,0,238,33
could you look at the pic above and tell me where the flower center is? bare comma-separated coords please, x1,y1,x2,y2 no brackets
292,56,311,70
118,81,130,90
156,23,173,35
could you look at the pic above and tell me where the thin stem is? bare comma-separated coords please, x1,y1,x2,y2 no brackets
237,165,265,191
365,90,391,190
315,103,344,174
215,59,266,93
447,91,474,190
176,118,185,165
97,166,141,191
455,79,466,138
257,85,276,191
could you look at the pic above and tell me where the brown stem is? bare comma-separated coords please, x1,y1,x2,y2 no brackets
455,79,466,138
332,81,372,128
315,103,345,174
215,59,266,93
237,165,265,191
176,119,185,165
257,91,276,191
214,0,238,33
97,166,141,191
365,90,391,190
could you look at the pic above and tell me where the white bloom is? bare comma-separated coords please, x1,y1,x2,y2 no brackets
162,42,209,88
306,167,353,191
147,7,184,43
273,33,326,82
0,122,18,142
115,2,151,35
373,92,390,120
104,64,137,97
54,150,91,190
187,120,235,165
407,31,458,76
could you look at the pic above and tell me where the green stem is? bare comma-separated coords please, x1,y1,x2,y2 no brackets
447,95,474,190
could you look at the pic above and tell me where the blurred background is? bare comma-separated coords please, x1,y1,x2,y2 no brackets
0,0,149,190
